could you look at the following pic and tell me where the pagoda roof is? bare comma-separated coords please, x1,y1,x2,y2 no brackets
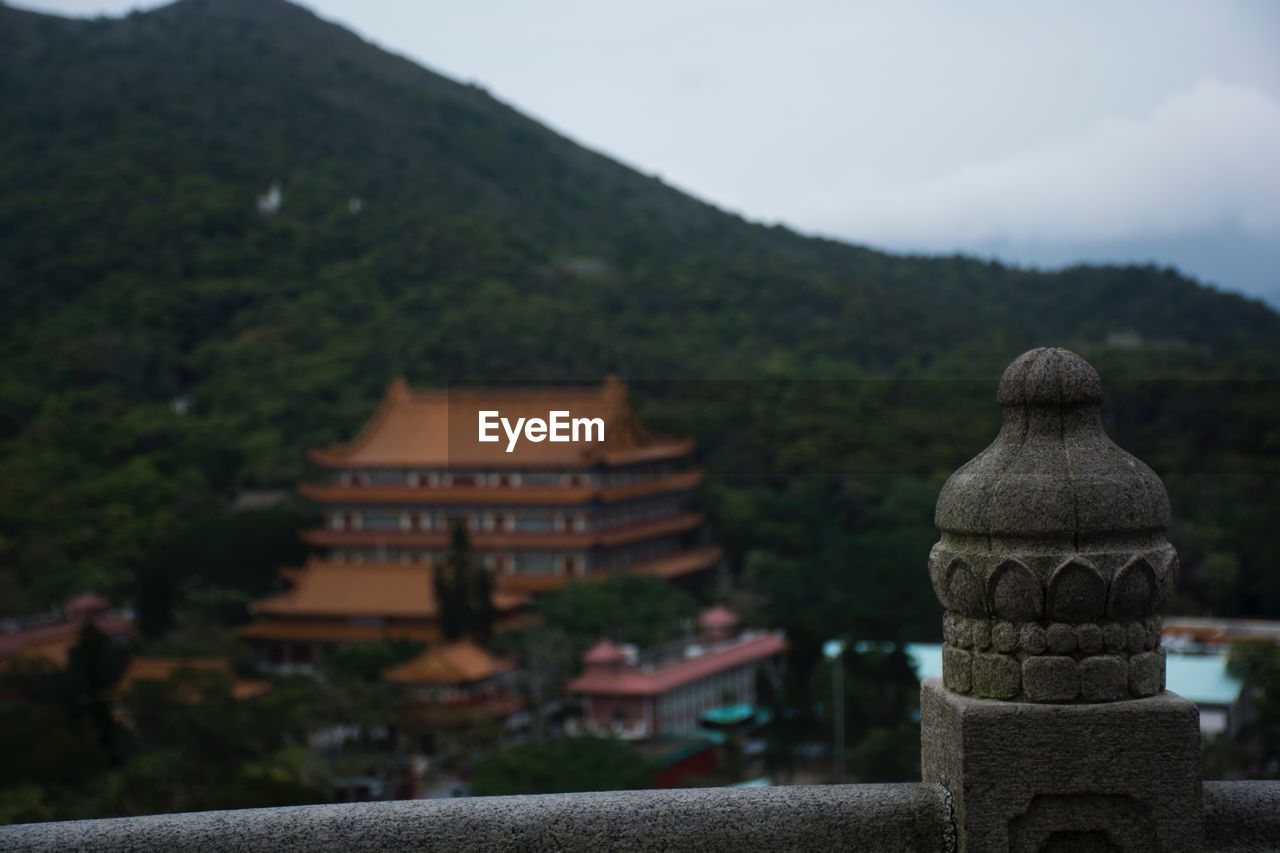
568,631,786,697
382,640,513,685
495,546,721,594
238,620,444,644
583,639,629,666
115,657,271,702
698,605,741,631
310,376,692,469
250,560,528,620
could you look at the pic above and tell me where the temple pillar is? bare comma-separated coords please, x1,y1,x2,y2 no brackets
920,348,1202,852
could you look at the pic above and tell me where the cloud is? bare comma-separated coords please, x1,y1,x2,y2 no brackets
820,80,1280,248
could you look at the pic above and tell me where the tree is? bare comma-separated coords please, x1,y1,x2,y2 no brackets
469,737,656,796
1228,643,1280,777
463,528,497,645
64,622,127,761
755,664,794,782
433,521,495,642
328,638,423,682
537,574,696,650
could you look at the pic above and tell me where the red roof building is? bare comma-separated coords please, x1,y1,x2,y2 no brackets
568,608,785,740
0,594,132,671
297,376,721,594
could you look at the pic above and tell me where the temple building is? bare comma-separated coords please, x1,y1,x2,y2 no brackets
0,593,131,671
568,606,785,740
240,559,530,672
383,639,522,729
297,376,720,594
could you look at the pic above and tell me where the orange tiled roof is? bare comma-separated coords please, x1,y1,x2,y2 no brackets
238,620,443,644
309,376,691,469
237,612,540,644
115,657,271,702
0,610,132,670
0,636,78,671
628,545,721,579
494,546,721,594
382,639,514,685
250,560,529,619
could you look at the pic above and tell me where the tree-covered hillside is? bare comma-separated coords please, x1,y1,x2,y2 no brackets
0,0,1277,627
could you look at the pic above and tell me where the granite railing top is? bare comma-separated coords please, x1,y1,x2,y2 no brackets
0,783,954,853
1,781,1276,852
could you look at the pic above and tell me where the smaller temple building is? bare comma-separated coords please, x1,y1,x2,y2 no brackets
0,593,131,671
568,606,785,740
383,639,522,729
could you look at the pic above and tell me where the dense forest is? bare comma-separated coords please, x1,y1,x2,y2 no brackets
1,0,1279,819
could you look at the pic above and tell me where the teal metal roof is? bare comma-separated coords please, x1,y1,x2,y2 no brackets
730,776,773,788
700,703,757,726
903,643,1242,707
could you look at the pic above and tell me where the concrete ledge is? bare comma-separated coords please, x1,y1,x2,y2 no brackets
1203,780,1280,852
0,783,953,852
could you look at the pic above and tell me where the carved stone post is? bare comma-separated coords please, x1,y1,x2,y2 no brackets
920,348,1202,852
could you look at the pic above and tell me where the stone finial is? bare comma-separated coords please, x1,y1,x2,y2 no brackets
929,347,1177,702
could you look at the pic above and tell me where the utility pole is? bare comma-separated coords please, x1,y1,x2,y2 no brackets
823,638,848,784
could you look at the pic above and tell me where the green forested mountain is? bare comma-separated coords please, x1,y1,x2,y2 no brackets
0,0,1277,629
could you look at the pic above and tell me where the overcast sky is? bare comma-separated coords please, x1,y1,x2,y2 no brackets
16,0,1280,304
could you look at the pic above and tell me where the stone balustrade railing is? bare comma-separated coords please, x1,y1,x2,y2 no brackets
0,780,1277,851
0,783,953,851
